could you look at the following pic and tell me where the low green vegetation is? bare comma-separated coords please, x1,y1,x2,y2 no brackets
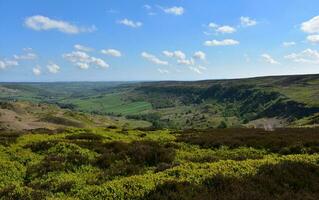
0,74,319,199
1,127,319,199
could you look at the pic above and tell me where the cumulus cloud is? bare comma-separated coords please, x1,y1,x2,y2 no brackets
193,51,206,60
101,49,122,57
163,6,184,16
307,35,319,44
204,39,239,46
285,49,319,64
282,41,296,47
157,68,169,74
74,44,93,52
208,23,219,28
63,51,109,69
261,54,280,64
301,16,319,33
162,50,207,74
240,16,257,27
91,57,109,68
141,52,168,65
207,23,236,34
13,52,37,60
47,63,60,73
75,62,89,70
24,15,96,34
33,66,41,76
118,18,142,28
162,50,196,66
177,58,195,66
216,25,236,34
0,59,19,69
162,50,186,60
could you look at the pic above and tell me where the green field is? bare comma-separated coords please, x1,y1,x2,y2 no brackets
61,93,152,115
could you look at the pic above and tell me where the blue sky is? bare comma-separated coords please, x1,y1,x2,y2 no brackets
1,0,319,81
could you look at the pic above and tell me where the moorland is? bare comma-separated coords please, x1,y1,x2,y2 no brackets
0,74,319,199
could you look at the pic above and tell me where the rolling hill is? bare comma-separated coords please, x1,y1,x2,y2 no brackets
1,74,319,129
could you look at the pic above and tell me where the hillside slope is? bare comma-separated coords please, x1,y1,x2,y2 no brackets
0,74,318,129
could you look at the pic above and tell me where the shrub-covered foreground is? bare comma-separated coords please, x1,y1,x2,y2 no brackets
1,127,319,199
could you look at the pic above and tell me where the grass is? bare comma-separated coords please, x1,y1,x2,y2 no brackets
62,93,152,115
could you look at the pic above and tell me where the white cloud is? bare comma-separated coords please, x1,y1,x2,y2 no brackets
0,59,19,69
207,23,236,34
4,60,19,67
47,63,60,73
0,61,5,69
157,68,169,74
301,16,319,33
307,35,319,44
162,50,195,66
285,49,319,64
118,18,142,28
282,41,296,47
33,66,41,76
261,54,280,64
208,23,218,28
204,39,239,46
91,57,109,68
63,51,91,63
193,51,206,60
173,51,186,60
141,52,168,65
162,51,174,58
75,62,89,70
189,65,207,74
101,49,122,57
13,52,37,60
162,50,186,60
177,58,195,66
240,16,257,27
24,15,96,34
63,51,109,69
163,6,184,16
216,25,236,34
74,44,93,52
144,5,152,10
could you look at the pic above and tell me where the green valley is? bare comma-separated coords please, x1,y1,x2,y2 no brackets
0,74,319,199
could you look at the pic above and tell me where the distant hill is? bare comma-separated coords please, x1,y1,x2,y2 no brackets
1,74,319,129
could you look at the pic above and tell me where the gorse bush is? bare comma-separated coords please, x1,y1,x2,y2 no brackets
25,142,96,180
176,128,319,154
94,140,176,180
0,131,21,146
144,161,319,200
2,127,319,199
65,132,104,141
